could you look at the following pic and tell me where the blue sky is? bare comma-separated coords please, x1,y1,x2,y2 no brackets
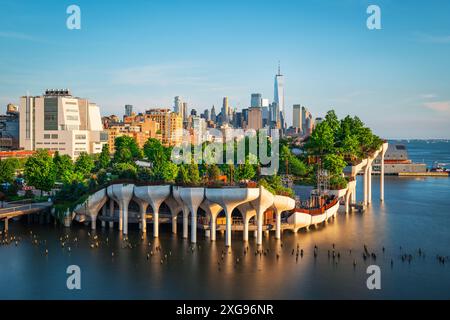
1,0,450,139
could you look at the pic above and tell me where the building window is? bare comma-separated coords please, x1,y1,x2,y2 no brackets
66,115,79,121
44,98,58,130
75,134,86,140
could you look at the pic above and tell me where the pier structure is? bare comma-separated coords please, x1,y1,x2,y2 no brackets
250,186,274,246
272,195,296,239
342,142,388,212
179,187,205,243
134,185,171,237
200,199,223,241
237,202,256,242
205,188,259,247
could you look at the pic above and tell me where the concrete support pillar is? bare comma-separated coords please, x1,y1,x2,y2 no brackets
275,211,281,240
205,187,260,248
109,199,114,228
183,209,189,239
91,215,97,230
271,194,295,241
4,218,8,233
210,216,216,241
139,202,149,233
118,204,123,231
368,165,372,205
123,205,129,235
243,217,249,242
190,211,197,244
134,185,170,239
101,205,107,228
380,149,385,202
256,211,263,245
201,199,222,242
153,210,159,238
225,210,232,247
171,215,177,234
363,167,369,206
345,191,351,214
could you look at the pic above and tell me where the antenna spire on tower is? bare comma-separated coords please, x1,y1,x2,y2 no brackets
278,60,281,75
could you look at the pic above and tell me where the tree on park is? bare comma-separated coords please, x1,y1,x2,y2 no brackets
112,162,137,180
176,164,190,184
114,136,143,163
53,152,77,183
74,152,95,178
234,158,256,182
324,110,340,135
143,138,168,164
304,121,335,156
24,149,56,196
153,161,178,183
96,144,110,170
188,163,201,184
0,158,19,183
323,154,347,176
207,164,221,182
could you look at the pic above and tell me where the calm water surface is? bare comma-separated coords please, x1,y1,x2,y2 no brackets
1,141,449,299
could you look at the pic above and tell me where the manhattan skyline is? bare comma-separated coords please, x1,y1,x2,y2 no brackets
1,0,450,139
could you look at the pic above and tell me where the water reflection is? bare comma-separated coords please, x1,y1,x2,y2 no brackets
1,176,450,299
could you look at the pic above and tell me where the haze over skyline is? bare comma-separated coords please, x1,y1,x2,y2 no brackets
1,0,450,139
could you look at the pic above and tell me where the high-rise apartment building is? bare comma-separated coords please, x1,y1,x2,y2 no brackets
19,90,108,158
293,104,302,130
274,63,285,130
222,97,229,123
251,93,262,108
144,108,183,146
125,104,133,117
247,107,262,131
106,116,160,153
0,104,19,150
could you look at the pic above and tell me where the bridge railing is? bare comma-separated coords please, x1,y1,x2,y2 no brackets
0,202,52,215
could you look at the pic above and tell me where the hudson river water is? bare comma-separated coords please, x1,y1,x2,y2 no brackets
1,140,449,299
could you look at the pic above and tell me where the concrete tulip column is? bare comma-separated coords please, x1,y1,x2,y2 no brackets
173,186,189,239
201,199,223,241
363,162,369,206
180,187,205,243
164,196,181,234
380,142,388,202
205,187,259,247
101,205,107,228
134,185,170,238
272,195,295,240
112,184,134,235
133,197,149,233
237,202,256,242
82,189,107,230
251,186,274,246
107,186,119,228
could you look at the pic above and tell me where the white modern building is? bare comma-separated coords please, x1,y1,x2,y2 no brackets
19,89,108,158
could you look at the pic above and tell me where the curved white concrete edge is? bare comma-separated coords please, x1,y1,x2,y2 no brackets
251,186,275,245
134,185,171,238
206,187,259,247
179,187,204,243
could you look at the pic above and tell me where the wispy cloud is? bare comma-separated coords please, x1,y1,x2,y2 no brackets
424,101,450,113
415,32,450,44
0,31,42,42
110,63,210,87
420,93,437,99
